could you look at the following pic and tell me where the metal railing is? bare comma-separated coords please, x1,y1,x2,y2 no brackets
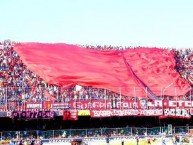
0,126,190,140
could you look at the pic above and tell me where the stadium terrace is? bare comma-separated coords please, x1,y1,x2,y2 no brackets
0,40,193,145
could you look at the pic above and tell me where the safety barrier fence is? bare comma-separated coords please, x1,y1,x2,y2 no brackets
0,126,190,140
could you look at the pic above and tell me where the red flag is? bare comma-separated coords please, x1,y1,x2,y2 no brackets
14,43,190,98
44,90,56,102
43,101,52,110
63,110,78,121
63,110,70,120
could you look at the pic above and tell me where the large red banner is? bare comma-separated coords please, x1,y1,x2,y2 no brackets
13,100,193,110
160,108,191,119
14,43,190,98
90,108,191,118
90,109,163,117
68,100,193,109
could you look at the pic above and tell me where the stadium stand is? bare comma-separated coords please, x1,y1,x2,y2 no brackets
0,40,193,107
0,40,193,145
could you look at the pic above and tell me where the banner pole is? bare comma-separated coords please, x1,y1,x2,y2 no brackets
119,87,122,110
105,89,107,110
145,87,148,99
134,87,137,109
190,86,192,106
5,86,8,111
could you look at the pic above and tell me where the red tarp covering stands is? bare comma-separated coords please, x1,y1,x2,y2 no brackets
14,43,190,98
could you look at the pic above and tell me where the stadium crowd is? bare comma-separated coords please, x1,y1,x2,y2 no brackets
0,40,193,110
175,48,193,85
0,40,193,144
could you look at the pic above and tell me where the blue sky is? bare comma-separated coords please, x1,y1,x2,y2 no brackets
0,0,193,48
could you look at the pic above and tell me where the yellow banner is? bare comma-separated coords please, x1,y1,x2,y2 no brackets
78,110,90,116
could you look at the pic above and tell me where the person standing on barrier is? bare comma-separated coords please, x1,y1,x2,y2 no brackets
162,134,166,145
121,139,124,145
179,135,183,145
30,140,35,145
172,135,177,145
106,134,110,145
24,140,28,145
147,137,151,145
106,137,109,145
19,140,23,145
136,136,139,145
9,140,15,145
